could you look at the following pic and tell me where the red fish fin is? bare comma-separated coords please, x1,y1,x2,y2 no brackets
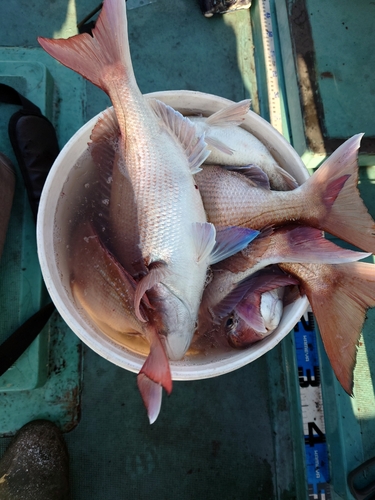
305,134,375,253
134,262,168,322
303,262,375,395
38,0,132,92
279,226,370,264
205,99,251,127
137,329,173,423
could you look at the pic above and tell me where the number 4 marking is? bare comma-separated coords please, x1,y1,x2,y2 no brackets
305,422,326,447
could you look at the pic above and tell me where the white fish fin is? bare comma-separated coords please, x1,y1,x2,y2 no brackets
149,99,210,173
137,375,162,424
38,0,133,92
225,164,271,189
137,326,172,424
192,222,217,263
209,226,260,265
205,99,251,127
205,136,234,155
134,262,168,322
273,164,299,190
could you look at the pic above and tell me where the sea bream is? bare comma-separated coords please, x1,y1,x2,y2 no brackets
195,134,375,254
69,220,170,424
188,100,298,190
38,0,257,422
197,225,370,339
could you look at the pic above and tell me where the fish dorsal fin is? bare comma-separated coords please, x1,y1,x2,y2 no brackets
192,222,217,263
205,99,251,127
134,262,169,322
210,226,260,265
149,99,210,173
224,164,271,189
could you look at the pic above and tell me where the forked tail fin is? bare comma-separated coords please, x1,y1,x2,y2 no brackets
282,261,375,395
38,0,133,92
303,134,375,253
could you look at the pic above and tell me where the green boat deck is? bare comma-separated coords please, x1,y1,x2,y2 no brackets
0,0,375,498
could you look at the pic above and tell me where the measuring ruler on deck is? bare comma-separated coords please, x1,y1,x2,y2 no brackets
294,311,331,499
258,0,283,134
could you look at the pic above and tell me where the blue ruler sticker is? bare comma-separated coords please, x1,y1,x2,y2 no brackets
294,311,331,499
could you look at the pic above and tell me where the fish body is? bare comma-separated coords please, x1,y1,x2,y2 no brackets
188,100,298,190
70,220,171,423
278,261,375,395
195,135,375,254
38,0,215,363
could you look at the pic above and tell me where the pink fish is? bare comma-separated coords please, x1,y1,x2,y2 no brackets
197,225,369,339
188,99,298,190
69,220,170,423
195,134,375,253
39,0,257,422
38,0,216,367
278,261,375,394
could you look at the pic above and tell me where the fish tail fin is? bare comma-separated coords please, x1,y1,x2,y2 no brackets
137,328,172,424
304,134,375,252
304,262,375,395
38,0,132,91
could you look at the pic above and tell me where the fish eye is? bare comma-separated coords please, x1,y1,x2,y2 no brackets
224,314,238,334
225,317,234,328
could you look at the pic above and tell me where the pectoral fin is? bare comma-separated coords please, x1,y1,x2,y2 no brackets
209,226,259,264
134,262,168,322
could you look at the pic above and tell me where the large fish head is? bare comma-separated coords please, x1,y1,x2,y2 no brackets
149,283,196,361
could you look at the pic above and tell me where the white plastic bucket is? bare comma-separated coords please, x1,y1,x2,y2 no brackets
37,90,309,381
